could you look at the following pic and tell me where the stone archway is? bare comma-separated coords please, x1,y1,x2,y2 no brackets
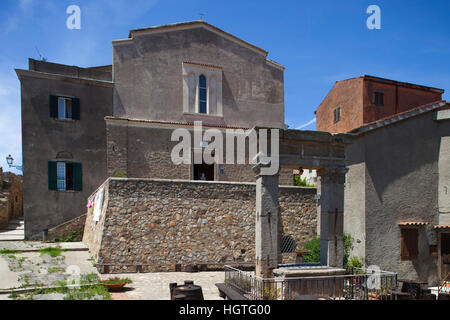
252,128,352,278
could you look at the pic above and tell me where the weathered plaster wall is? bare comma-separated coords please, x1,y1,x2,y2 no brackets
18,72,113,239
345,110,450,284
83,178,317,273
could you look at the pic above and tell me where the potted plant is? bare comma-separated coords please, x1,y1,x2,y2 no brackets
99,277,132,291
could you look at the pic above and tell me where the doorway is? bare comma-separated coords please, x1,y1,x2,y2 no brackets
193,163,214,181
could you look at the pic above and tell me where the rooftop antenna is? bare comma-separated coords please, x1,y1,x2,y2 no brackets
199,13,205,21
35,47,47,62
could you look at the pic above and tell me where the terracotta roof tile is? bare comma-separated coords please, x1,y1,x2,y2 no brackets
398,222,430,227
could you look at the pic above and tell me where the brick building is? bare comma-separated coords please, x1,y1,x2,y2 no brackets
315,75,444,133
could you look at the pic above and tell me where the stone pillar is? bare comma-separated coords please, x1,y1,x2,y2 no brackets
317,166,346,268
253,163,280,278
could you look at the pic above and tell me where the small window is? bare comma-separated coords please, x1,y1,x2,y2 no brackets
334,107,341,123
58,98,73,120
401,228,418,260
49,161,82,191
374,91,384,106
198,75,207,114
281,235,297,253
49,95,80,120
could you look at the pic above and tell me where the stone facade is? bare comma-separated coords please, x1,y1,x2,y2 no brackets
106,120,293,185
83,178,317,273
0,168,23,229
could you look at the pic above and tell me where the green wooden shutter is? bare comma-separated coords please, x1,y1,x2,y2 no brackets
73,162,82,191
48,161,57,190
72,98,80,120
49,95,58,118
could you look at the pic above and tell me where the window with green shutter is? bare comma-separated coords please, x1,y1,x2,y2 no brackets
49,95,80,120
48,161,82,191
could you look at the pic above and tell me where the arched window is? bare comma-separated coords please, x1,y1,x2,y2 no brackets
198,75,207,114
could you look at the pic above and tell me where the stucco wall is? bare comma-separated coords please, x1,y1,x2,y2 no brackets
345,110,450,284
83,178,317,273
113,25,285,129
18,73,113,239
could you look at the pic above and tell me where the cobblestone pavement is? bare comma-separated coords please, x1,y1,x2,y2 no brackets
101,272,225,300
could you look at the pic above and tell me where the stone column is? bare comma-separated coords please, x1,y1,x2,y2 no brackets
253,163,280,278
317,166,346,268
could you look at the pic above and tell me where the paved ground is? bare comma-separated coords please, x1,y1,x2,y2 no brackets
101,272,225,300
0,240,225,300
0,241,88,252
0,219,24,241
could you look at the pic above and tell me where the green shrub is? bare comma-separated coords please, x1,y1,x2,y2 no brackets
293,175,315,187
302,233,355,267
303,237,321,263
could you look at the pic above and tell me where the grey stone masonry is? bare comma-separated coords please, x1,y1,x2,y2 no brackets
83,178,317,274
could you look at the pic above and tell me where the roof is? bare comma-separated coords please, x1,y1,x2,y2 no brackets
120,20,285,70
104,116,251,130
349,100,449,134
398,222,430,227
434,225,450,230
337,75,444,94
127,21,267,54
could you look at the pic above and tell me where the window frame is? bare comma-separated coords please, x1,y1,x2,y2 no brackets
333,106,341,123
57,97,73,120
374,91,384,107
49,161,82,192
198,74,208,114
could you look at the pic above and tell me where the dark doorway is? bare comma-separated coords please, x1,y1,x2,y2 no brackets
194,163,214,181
441,233,450,279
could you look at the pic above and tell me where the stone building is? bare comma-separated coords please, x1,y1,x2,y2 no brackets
16,21,294,240
315,75,444,133
0,167,23,230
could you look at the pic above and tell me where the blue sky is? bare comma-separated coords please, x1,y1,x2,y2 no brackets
0,0,449,174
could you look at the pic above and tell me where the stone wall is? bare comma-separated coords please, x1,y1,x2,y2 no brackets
83,178,317,273
46,214,86,242
106,121,293,185
0,169,23,229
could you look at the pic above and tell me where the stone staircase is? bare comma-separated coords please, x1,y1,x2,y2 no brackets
0,218,24,241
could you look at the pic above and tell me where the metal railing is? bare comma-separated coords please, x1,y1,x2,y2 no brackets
224,266,398,300
438,271,450,297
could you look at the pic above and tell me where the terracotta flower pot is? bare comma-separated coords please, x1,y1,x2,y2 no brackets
100,282,127,292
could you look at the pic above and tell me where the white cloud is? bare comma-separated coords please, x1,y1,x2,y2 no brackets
296,118,316,130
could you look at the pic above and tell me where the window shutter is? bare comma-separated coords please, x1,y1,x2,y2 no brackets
48,161,57,190
72,98,80,120
49,95,58,118
73,162,82,191
401,229,418,260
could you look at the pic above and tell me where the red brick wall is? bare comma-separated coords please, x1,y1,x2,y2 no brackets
316,77,443,133
316,78,363,133
363,80,442,124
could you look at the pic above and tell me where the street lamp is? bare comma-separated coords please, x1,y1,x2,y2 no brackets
5,155,22,171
